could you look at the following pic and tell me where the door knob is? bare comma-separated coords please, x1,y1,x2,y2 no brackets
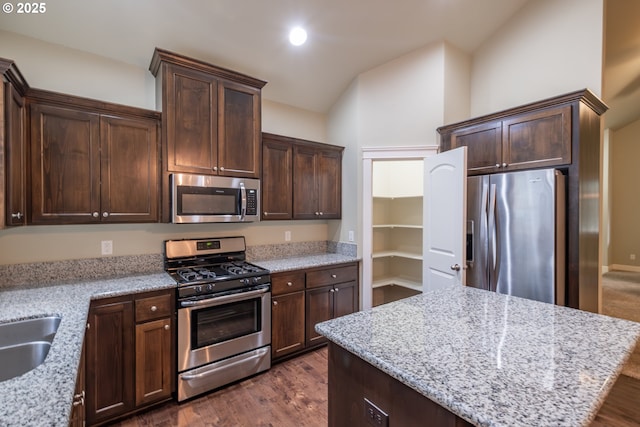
450,264,461,271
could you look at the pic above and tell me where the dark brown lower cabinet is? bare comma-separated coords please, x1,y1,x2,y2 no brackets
271,291,306,359
306,281,357,347
68,343,86,427
85,289,174,426
328,343,473,427
271,262,359,363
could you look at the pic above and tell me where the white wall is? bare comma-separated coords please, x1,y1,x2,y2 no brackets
470,0,604,116
357,42,446,147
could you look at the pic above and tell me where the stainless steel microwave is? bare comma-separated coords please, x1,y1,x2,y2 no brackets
171,173,260,223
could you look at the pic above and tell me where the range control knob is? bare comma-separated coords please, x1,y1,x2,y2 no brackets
253,277,261,284
194,286,203,293
207,284,214,291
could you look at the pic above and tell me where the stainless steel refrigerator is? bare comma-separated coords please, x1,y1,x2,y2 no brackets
466,168,566,304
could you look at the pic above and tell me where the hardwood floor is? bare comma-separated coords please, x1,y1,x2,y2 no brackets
110,348,328,427
109,345,640,427
591,374,640,426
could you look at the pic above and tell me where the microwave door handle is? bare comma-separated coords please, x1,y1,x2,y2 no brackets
239,183,247,220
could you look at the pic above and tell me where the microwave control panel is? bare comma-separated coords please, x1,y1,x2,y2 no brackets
246,189,257,215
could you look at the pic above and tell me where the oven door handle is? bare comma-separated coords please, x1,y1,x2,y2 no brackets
180,286,269,309
180,347,270,381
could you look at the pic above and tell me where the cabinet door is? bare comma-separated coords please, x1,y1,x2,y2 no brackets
218,80,261,177
333,281,358,318
450,122,502,175
293,145,319,219
165,64,218,174
135,317,172,406
272,291,305,359
502,105,571,171
30,103,101,224
86,299,134,425
68,343,85,427
317,149,342,219
4,82,26,226
100,115,159,222
261,137,293,220
305,286,333,346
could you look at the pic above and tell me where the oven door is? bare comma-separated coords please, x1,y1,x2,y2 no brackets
177,286,271,372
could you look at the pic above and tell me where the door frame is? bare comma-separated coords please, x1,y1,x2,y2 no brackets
362,145,439,310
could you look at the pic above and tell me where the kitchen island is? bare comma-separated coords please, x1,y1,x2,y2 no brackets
315,285,640,427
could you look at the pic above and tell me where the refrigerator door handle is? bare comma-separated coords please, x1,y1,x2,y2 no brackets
488,183,497,292
480,183,489,289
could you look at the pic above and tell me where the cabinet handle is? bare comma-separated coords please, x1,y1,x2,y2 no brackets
319,212,324,216
330,289,335,293
92,212,99,218
502,162,507,168
220,166,225,171
164,324,170,330
102,212,109,218
315,212,319,216
273,300,278,306
287,282,293,286
213,166,218,171
495,163,501,168
11,212,23,219
331,274,337,278
74,391,85,400
73,396,85,407
150,305,157,312
334,288,339,292
263,212,268,216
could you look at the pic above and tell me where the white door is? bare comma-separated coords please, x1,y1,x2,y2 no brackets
423,147,467,291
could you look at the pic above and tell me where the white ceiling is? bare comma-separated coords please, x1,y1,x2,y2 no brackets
0,0,638,129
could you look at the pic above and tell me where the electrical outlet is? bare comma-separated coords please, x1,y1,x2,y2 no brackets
349,230,355,242
285,231,291,242
631,254,636,261
364,398,389,427
101,240,113,256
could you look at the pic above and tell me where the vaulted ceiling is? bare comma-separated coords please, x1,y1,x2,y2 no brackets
0,0,638,129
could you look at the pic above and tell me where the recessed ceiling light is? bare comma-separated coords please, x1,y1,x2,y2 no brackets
289,26,307,46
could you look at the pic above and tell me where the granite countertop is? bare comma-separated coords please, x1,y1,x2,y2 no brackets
0,273,176,427
253,253,359,273
316,285,640,427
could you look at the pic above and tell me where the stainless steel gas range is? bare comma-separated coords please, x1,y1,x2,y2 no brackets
164,236,271,402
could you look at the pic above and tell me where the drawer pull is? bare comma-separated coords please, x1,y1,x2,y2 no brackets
150,305,157,312
331,274,337,278
273,301,278,306
334,288,339,292
287,282,293,286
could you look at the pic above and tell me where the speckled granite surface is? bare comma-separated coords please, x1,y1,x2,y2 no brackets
316,286,640,427
252,253,359,273
0,273,176,427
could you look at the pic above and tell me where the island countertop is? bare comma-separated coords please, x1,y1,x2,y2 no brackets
315,285,640,427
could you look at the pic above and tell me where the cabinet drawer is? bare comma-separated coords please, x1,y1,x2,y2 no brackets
306,264,357,289
272,271,305,295
135,293,172,323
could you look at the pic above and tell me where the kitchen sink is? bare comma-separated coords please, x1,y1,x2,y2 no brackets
0,316,61,382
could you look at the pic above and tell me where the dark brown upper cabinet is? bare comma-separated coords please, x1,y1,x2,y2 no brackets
444,104,572,176
150,48,265,178
1,58,29,228
261,132,343,221
293,144,342,220
28,90,160,224
262,133,293,220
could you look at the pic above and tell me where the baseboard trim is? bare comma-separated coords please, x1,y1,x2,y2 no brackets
609,264,640,273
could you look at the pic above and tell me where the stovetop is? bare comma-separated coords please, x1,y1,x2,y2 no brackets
164,236,271,299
